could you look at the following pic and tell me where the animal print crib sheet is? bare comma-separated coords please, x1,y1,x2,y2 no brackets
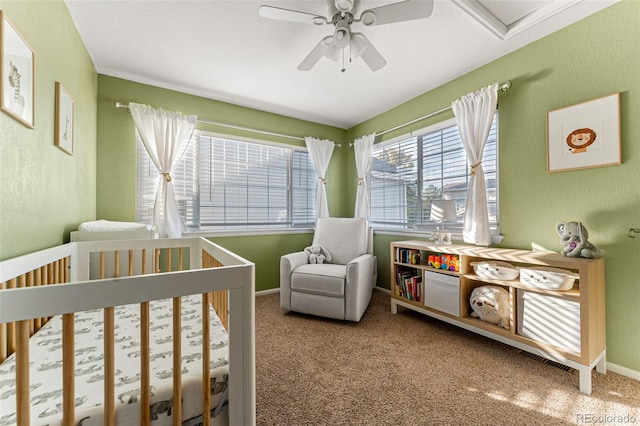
0,294,229,426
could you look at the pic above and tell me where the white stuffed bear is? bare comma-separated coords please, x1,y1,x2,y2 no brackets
470,285,510,329
304,245,331,264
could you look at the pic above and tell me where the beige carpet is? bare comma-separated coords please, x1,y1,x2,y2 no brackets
255,290,640,425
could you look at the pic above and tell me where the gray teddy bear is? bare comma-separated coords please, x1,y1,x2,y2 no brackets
304,245,332,264
556,221,600,258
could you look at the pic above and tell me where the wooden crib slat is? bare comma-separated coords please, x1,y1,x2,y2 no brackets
141,249,147,275
202,293,212,426
128,250,134,277
114,251,120,278
58,258,64,283
16,320,30,426
140,301,151,424
104,307,115,426
167,248,172,272
173,297,182,426
155,248,161,273
62,313,75,426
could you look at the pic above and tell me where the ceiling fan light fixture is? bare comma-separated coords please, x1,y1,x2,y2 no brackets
334,0,354,12
333,27,350,48
361,11,377,26
312,16,325,25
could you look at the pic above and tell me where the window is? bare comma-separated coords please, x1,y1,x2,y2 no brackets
370,114,498,232
136,132,316,230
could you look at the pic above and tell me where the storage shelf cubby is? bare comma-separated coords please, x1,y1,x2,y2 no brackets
390,240,605,395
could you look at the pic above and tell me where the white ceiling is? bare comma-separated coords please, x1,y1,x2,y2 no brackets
64,0,617,129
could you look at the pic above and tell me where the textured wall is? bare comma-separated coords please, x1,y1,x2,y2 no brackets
349,1,640,373
96,75,346,291
0,1,97,259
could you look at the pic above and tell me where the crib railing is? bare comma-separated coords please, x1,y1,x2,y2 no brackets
0,237,255,426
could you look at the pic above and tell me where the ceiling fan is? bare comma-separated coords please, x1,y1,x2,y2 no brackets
258,0,434,72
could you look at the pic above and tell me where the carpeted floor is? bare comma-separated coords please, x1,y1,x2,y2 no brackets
255,290,640,425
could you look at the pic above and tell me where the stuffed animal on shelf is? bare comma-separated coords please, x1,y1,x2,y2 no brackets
470,285,510,330
556,221,600,258
304,245,332,264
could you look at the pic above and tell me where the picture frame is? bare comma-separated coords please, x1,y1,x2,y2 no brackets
547,93,621,173
0,11,35,128
54,82,74,155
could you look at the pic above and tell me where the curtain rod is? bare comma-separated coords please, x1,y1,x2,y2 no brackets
375,80,512,138
115,101,316,144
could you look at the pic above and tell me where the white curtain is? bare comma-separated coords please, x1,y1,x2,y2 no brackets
130,103,197,238
451,83,498,246
305,137,335,219
353,133,375,220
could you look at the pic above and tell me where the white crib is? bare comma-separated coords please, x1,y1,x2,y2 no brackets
0,237,255,426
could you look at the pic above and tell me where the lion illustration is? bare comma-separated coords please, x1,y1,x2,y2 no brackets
566,128,596,153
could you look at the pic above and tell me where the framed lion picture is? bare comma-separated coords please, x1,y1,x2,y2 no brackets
547,93,621,173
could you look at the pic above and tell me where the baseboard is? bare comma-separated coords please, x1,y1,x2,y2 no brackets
256,288,280,296
256,286,390,297
607,361,640,381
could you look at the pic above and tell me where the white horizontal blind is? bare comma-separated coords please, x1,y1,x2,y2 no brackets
370,113,498,230
291,150,316,227
370,137,419,227
137,132,316,230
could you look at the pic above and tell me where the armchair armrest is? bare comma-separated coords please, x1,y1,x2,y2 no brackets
280,251,308,311
345,254,376,321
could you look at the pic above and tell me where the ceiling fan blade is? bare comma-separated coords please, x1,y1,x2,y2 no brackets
258,5,328,25
351,33,386,71
358,0,434,26
298,36,340,71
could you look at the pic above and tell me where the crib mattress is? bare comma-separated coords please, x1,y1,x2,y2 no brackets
0,295,229,426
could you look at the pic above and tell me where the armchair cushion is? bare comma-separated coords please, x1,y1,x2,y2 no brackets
291,264,346,297
312,217,368,265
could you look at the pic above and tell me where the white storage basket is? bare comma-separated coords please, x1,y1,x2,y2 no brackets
518,266,578,291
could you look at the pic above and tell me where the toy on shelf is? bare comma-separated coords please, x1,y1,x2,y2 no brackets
556,221,600,258
469,285,510,329
427,254,459,272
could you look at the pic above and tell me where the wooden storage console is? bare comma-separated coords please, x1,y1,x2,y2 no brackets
390,240,606,394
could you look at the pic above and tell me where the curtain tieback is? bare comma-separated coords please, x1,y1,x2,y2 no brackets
357,177,364,185
161,172,172,182
469,162,482,176
318,177,327,185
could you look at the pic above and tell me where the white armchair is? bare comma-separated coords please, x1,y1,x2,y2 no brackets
280,217,377,322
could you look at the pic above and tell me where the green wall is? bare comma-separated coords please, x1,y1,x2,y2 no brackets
97,75,347,290
349,1,640,372
1,1,637,374
0,1,97,259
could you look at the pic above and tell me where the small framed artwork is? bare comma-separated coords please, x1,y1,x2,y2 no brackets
547,93,621,173
54,82,74,155
0,11,35,128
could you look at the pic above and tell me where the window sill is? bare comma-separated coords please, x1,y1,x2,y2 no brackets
183,227,314,238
